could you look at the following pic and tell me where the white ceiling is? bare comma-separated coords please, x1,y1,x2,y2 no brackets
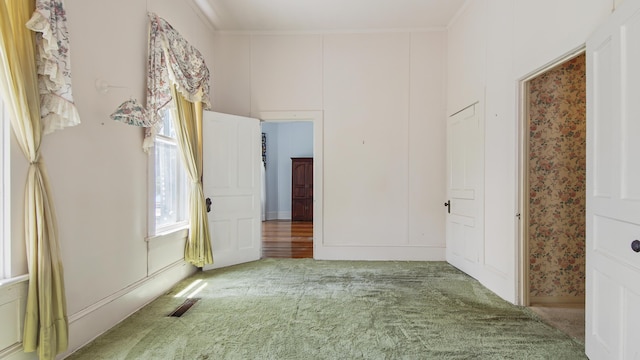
193,0,468,32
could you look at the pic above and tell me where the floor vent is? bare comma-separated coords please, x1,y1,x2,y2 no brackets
168,298,200,317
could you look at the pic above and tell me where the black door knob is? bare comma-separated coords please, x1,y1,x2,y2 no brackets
206,198,212,213
632,240,640,253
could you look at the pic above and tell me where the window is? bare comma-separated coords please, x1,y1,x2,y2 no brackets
152,108,188,234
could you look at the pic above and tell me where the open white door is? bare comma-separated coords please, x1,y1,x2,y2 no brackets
446,103,484,278
586,1,640,358
202,111,261,270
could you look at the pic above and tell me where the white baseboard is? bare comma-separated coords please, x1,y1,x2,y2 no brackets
265,211,279,220
314,245,446,261
1,346,35,360
61,261,196,359
265,211,291,220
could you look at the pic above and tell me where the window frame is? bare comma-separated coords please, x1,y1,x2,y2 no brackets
148,109,189,237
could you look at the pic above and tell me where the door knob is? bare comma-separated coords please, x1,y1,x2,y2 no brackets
444,200,450,214
632,240,640,253
206,198,212,213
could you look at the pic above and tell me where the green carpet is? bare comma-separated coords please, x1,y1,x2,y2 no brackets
67,259,587,359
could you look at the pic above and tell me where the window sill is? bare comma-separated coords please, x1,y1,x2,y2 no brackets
146,226,189,243
0,274,28,289
0,274,28,305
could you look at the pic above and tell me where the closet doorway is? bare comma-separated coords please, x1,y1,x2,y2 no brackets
259,112,321,259
519,51,586,340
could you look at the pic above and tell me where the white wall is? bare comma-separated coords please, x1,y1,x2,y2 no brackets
1,0,215,358
212,34,252,117
251,35,324,115
213,31,447,260
1,3,623,358
512,0,612,79
447,0,614,302
323,32,411,248
261,122,313,220
446,1,486,115
409,32,448,247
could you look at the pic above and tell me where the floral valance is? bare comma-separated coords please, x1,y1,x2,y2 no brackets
26,0,81,134
110,98,149,127
146,12,211,125
110,13,211,151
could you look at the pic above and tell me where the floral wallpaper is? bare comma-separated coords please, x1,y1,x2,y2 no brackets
528,54,586,299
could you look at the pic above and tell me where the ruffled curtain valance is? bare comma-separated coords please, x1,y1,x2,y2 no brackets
143,12,212,150
1,0,77,358
146,12,211,123
110,98,149,127
26,0,81,134
110,13,211,152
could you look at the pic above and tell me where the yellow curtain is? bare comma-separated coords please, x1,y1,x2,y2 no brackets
0,0,68,359
170,85,213,267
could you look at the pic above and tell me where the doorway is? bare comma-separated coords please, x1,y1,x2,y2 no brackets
519,52,586,341
258,111,323,259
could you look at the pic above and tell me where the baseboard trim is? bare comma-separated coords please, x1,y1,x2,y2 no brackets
265,212,292,221
67,261,189,324
62,261,195,358
314,245,446,261
0,345,35,360
265,212,279,221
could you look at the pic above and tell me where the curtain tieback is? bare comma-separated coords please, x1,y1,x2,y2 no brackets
30,155,42,165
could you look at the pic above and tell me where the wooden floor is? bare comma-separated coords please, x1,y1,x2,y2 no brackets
262,220,313,259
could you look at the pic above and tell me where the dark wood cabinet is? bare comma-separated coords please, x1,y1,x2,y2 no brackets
291,157,313,221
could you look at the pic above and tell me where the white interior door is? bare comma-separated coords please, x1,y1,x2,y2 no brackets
202,111,261,270
586,1,640,358
446,103,484,278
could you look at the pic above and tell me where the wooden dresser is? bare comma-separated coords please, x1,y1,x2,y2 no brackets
291,157,313,221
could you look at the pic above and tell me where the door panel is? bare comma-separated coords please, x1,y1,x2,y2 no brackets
622,11,640,201
592,37,614,198
586,1,640,357
202,111,261,270
625,290,640,358
446,103,484,277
